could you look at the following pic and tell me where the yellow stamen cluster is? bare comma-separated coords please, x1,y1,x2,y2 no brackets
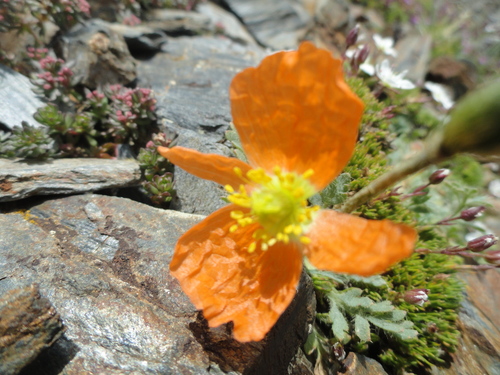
225,167,319,252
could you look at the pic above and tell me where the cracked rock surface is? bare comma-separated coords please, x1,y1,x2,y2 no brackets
0,194,314,374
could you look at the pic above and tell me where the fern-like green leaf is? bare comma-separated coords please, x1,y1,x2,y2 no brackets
354,315,372,342
310,173,351,208
328,298,350,343
369,301,395,313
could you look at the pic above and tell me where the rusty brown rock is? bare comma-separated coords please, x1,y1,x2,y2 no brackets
0,285,65,375
340,352,389,375
431,270,500,375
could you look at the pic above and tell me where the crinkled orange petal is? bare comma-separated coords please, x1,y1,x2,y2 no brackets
158,146,252,190
170,204,303,342
230,41,364,191
303,210,417,276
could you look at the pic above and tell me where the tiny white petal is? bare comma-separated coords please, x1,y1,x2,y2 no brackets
345,48,356,58
376,60,416,90
360,62,375,76
424,81,455,109
373,34,398,57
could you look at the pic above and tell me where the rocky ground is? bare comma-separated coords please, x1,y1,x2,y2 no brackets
1,0,500,374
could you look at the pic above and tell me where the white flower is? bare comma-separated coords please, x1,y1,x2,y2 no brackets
373,34,397,57
376,60,415,90
360,61,375,76
424,81,455,109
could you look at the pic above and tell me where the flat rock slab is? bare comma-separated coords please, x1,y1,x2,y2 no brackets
0,194,314,374
196,2,257,45
0,158,141,202
0,64,45,130
221,0,312,49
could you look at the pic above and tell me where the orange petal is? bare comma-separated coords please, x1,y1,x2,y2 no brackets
230,41,364,191
158,146,251,190
170,204,303,342
303,210,417,276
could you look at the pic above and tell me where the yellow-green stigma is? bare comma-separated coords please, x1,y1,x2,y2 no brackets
225,167,319,252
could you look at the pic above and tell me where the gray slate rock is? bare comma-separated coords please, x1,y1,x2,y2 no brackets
0,158,141,202
197,2,258,45
0,194,314,374
137,35,265,134
143,8,212,36
0,64,45,130
394,33,433,85
107,23,169,55
167,128,233,215
137,36,265,215
56,19,137,89
221,0,312,49
314,0,352,33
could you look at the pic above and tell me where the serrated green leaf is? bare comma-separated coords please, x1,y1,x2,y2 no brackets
234,149,247,161
316,173,351,207
225,124,247,162
309,193,323,206
401,320,414,329
366,316,402,332
369,301,394,313
354,315,371,342
366,316,415,341
308,268,347,284
341,288,374,309
304,331,319,355
390,309,407,321
342,288,363,299
397,328,419,341
328,300,349,342
346,274,388,288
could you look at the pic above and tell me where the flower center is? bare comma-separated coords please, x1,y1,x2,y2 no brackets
225,167,319,252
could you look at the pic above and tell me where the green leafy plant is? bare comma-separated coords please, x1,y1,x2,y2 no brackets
0,122,56,159
309,268,418,344
137,133,176,207
225,123,248,163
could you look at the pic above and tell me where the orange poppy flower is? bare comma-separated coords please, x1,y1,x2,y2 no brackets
158,42,417,342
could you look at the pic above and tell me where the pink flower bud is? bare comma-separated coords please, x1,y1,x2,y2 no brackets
403,288,430,306
485,250,500,265
460,206,486,221
355,45,370,65
466,234,498,252
428,169,450,185
345,25,359,48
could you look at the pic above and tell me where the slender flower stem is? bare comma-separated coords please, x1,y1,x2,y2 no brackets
453,264,499,271
341,136,445,213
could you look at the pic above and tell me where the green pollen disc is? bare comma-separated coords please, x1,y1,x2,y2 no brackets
227,167,319,249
